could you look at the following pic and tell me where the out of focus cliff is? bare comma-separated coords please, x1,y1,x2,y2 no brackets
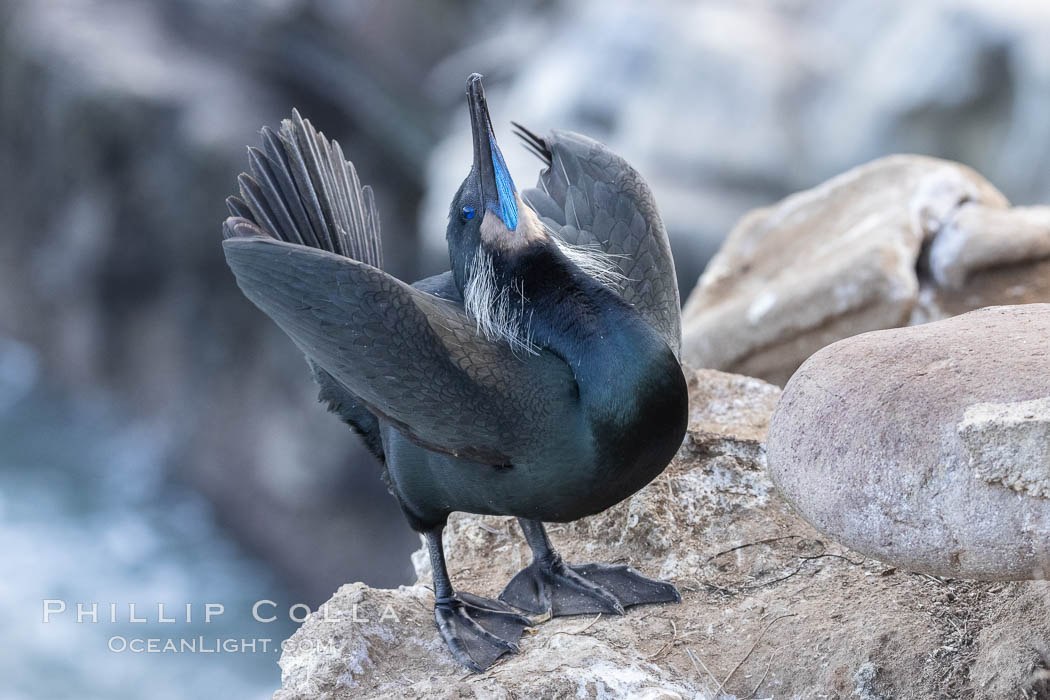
421,0,1050,293
0,0,500,604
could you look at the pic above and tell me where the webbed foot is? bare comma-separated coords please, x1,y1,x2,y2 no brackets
434,591,534,672
499,554,681,616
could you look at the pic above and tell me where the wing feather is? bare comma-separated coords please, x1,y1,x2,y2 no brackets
517,129,682,356
223,228,579,464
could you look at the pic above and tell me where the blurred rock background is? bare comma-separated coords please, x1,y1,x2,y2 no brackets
420,0,1050,291
1,0,1049,696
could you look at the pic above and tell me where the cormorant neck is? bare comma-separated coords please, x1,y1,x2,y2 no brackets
488,239,687,502
489,239,687,499
506,242,678,417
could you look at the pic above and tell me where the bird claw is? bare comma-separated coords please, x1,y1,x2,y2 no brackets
434,591,533,672
499,556,680,617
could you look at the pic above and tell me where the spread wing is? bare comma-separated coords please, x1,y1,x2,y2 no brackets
223,227,579,465
514,127,682,357
223,109,578,465
306,271,462,466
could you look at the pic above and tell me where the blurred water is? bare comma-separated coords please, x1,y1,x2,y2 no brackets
0,337,298,699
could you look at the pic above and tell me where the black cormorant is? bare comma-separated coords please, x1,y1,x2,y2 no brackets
222,74,688,671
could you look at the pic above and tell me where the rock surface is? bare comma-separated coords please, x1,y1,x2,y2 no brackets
959,396,1050,501
768,304,1050,581
681,156,1050,384
273,369,1050,699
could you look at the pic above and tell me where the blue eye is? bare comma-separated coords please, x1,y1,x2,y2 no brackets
461,205,475,220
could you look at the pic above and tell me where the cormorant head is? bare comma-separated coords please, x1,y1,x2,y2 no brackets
447,74,547,296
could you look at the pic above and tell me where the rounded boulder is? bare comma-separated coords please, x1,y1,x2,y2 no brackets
767,304,1050,579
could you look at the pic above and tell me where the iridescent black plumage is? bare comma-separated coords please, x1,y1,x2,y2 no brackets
222,74,687,671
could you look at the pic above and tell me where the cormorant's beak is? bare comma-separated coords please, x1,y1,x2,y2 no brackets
467,73,518,231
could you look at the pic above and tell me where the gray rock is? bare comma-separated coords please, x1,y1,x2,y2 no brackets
959,397,1050,500
681,155,1050,385
767,304,1050,580
681,155,1008,384
919,205,1050,319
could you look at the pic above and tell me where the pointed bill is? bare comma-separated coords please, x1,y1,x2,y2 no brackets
467,73,518,231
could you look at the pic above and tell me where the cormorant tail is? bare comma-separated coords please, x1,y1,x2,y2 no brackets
225,110,383,270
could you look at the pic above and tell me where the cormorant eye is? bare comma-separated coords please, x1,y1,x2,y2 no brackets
461,205,475,220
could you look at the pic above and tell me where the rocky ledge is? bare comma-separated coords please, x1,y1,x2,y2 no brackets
272,370,1050,699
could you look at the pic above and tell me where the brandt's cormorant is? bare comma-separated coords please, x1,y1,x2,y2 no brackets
222,74,688,671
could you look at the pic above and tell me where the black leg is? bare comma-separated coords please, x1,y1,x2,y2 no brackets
425,526,533,672
499,518,681,616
